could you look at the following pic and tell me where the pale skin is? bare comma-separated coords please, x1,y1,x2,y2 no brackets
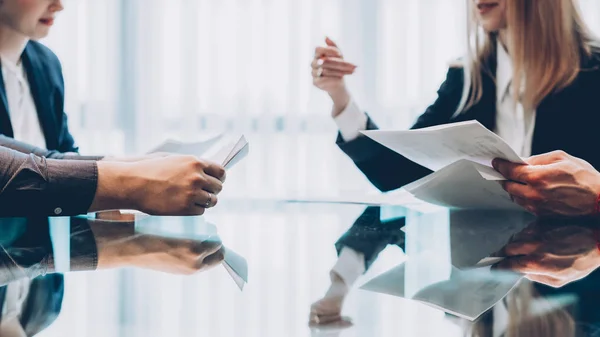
0,0,227,215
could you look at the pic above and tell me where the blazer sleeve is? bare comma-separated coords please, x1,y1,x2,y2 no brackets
48,51,80,154
337,67,466,191
0,134,102,160
0,146,98,217
335,207,406,271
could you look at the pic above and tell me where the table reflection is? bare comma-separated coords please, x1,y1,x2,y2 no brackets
0,204,599,336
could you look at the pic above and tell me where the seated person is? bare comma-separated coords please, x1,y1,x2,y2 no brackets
0,0,225,217
311,0,600,215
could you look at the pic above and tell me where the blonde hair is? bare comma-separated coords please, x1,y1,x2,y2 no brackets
466,281,576,337
455,0,599,115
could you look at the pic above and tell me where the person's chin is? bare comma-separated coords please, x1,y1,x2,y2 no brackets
480,22,503,34
30,29,50,40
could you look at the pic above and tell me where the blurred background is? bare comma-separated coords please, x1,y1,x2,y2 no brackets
40,0,600,198
35,1,600,336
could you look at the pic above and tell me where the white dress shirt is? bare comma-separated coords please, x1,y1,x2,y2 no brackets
1,56,46,149
330,41,535,287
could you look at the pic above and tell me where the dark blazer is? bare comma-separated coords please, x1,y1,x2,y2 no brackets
338,46,600,192
0,40,78,153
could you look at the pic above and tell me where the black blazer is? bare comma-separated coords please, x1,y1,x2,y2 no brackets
338,47,600,192
0,40,78,153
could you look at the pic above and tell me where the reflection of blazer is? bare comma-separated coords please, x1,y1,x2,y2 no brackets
335,207,405,270
0,41,79,152
338,48,600,192
0,218,97,336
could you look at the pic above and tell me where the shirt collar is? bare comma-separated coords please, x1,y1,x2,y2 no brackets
496,40,512,101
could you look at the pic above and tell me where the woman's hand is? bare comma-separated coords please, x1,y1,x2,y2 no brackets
311,37,357,117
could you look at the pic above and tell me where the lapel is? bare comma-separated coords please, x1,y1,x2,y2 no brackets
0,285,6,323
22,43,58,149
0,60,14,137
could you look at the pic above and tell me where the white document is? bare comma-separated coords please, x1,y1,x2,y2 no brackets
148,134,249,170
403,159,524,211
148,134,224,157
361,120,525,178
210,135,250,169
360,257,523,321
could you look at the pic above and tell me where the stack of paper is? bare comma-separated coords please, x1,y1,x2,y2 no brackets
360,256,523,321
149,134,250,170
362,121,526,210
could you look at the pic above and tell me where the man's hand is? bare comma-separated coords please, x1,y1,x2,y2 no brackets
91,155,226,215
494,220,600,287
492,151,600,216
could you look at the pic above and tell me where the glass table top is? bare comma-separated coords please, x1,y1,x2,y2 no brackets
1,200,599,337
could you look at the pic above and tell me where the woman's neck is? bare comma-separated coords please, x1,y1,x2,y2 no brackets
0,25,29,65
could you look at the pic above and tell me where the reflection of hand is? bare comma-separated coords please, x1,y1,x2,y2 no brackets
92,222,225,275
494,220,600,287
309,271,353,326
493,151,600,216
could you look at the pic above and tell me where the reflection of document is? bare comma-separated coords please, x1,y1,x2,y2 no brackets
361,121,525,172
403,159,524,210
360,257,522,321
223,249,249,290
448,210,534,269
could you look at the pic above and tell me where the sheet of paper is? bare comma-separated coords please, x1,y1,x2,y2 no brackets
361,120,525,172
223,248,248,290
404,159,524,211
148,134,223,157
360,258,523,321
448,210,534,269
210,135,249,169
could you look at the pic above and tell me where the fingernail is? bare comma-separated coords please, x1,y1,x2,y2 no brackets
317,59,324,66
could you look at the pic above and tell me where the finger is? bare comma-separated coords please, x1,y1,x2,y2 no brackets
312,68,348,79
502,240,540,256
492,159,531,183
502,181,536,200
200,173,224,194
203,162,226,182
317,58,357,72
315,46,342,58
202,246,226,267
494,255,546,274
325,36,338,48
525,151,569,165
310,314,343,325
525,274,564,288
191,237,223,257
195,190,219,208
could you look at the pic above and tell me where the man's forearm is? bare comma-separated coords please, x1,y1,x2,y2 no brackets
0,146,99,216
